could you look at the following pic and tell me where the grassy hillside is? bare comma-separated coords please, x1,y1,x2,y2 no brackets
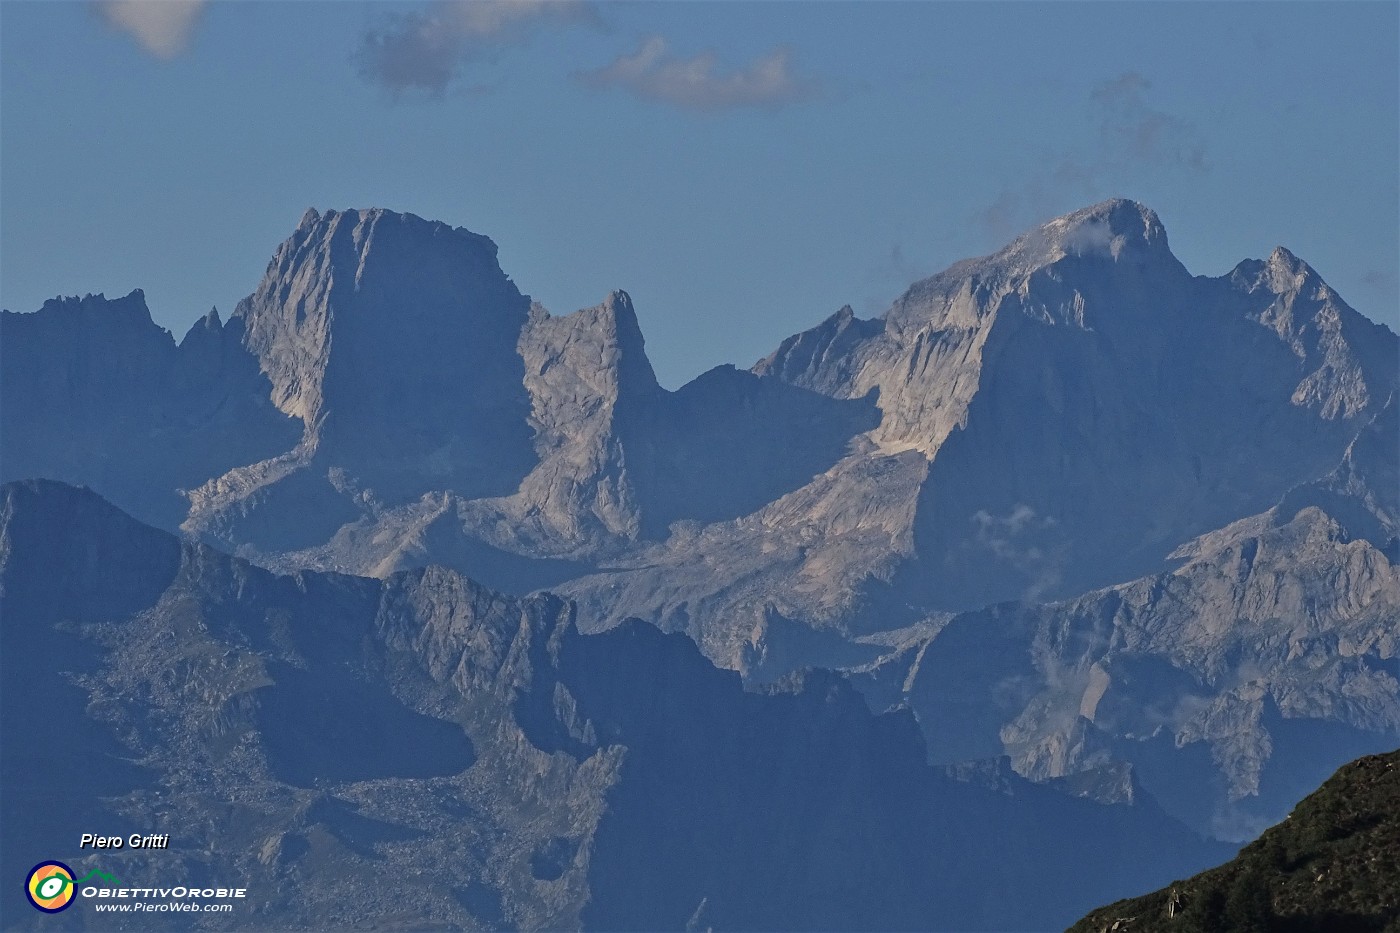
1069,749,1400,933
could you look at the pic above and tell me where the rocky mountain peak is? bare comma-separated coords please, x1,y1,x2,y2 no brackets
597,287,645,342
179,305,223,344
1,290,177,393
1221,243,1397,422
4,200,1397,909
521,288,660,404
13,289,169,341
231,207,531,438
1268,244,1306,270
981,197,1165,273
751,303,880,392
1227,246,1332,300
886,199,1182,334
1029,197,1169,260
1224,245,1328,304
270,206,512,305
598,289,657,388
1265,245,1326,293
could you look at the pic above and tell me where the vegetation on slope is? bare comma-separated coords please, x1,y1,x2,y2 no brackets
1070,749,1400,933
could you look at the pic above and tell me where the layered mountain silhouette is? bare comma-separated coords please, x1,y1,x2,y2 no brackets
0,480,1228,930
3,199,1395,856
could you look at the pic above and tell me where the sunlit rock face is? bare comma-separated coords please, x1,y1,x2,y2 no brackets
0,479,1230,931
3,198,1395,844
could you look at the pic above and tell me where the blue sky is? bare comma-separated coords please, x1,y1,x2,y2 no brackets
3,1,1396,388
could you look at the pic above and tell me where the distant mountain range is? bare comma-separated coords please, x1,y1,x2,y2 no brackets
2,200,1396,926
1,479,1228,930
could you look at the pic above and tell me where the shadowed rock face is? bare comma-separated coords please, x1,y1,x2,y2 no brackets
2,199,1396,853
233,208,538,498
626,363,882,535
849,448,1400,840
1,480,1228,931
752,200,1392,611
0,293,301,528
6,200,1390,609
176,208,541,553
2,208,879,580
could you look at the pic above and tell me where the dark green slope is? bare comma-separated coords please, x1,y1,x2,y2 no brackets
1070,750,1400,933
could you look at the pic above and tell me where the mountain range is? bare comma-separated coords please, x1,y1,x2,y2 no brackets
1,478,1228,929
2,199,1396,926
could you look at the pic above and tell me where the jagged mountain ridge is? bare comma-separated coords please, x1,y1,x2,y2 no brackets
0,479,1229,931
551,201,1395,669
847,394,1400,840
744,200,1393,614
7,200,1391,601
852,506,1399,840
0,292,300,529
2,199,1395,844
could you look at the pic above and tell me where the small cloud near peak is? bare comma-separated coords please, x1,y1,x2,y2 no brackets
578,36,818,112
92,0,207,60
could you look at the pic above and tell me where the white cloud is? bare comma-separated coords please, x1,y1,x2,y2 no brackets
356,0,597,97
578,36,817,112
93,0,207,60
1062,218,1117,256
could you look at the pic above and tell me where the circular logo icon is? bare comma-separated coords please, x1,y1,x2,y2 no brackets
25,861,76,913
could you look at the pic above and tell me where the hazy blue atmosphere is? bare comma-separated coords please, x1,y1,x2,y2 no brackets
4,6,1400,931
3,0,1396,387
